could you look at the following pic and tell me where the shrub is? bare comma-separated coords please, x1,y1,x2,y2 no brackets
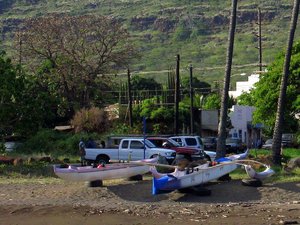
0,142,6,155
16,129,101,157
16,129,63,155
71,107,109,133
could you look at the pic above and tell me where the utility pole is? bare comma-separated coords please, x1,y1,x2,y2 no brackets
127,68,133,127
189,64,194,134
257,8,263,72
174,54,180,135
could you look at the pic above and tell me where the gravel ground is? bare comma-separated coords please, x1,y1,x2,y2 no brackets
0,176,300,225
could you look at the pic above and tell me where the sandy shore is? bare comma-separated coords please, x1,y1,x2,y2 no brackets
0,176,300,225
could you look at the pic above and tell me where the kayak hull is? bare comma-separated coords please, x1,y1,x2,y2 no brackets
151,150,249,194
54,158,156,182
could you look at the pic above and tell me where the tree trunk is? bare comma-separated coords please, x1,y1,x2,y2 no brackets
272,0,300,166
216,0,238,159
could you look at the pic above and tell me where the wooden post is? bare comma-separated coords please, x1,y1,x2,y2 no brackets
127,68,133,127
258,8,263,72
189,64,194,134
174,54,180,135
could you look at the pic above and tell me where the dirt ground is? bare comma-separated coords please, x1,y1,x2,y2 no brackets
0,176,299,225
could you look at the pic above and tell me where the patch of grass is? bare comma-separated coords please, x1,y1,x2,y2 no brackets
230,149,300,183
249,148,300,159
0,176,62,185
231,166,300,183
0,162,55,178
266,168,300,183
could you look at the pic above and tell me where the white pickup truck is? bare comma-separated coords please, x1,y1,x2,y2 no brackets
84,138,176,164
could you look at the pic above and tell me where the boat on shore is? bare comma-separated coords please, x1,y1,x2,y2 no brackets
150,150,253,194
53,158,157,182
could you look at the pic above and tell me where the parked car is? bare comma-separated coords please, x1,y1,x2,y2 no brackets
84,138,176,165
225,138,245,153
282,133,297,148
201,137,217,151
169,136,216,161
4,142,20,152
147,137,205,161
262,138,289,150
262,139,273,150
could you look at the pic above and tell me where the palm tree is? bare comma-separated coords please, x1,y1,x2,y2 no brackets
272,0,300,165
216,0,238,159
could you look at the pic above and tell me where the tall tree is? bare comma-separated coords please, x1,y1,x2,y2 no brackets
272,0,300,165
131,75,162,91
17,15,136,117
181,76,211,95
0,51,21,136
0,51,56,136
216,0,238,159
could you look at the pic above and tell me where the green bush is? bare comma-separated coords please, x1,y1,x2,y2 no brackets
16,129,101,157
0,142,6,155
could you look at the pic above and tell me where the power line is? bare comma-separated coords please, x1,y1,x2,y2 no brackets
103,63,262,77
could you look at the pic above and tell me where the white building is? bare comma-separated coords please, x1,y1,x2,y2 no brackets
229,74,260,98
228,105,255,144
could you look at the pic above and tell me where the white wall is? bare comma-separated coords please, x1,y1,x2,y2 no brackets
229,105,255,143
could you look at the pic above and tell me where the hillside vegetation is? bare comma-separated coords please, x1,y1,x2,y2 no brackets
1,0,300,83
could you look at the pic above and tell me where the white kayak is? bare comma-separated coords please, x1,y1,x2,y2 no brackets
53,158,157,182
151,150,249,195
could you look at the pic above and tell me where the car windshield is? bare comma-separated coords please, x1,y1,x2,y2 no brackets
143,139,156,148
167,138,181,147
265,139,273,144
196,137,203,145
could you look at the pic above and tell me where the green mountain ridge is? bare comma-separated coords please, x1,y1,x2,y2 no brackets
0,0,299,84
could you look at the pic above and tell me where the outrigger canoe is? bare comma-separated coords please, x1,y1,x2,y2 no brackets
54,158,157,182
150,150,251,195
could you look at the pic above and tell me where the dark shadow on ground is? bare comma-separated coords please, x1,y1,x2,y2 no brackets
173,180,262,203
107,180,168,202
108,179,263,203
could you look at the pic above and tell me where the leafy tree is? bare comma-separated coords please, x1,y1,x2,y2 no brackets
0,51,56,136
202,93,221,110
131,75,162,91
202,93,235,110
237,91,255,106
139,99,157,119
150,107,173,122
133,97,195,134
0,51,21,136
181,76,211,95
17,15,136,117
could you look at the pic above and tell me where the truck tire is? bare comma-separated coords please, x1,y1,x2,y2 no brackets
241,178,262,187
150,154,159,159
95,155,109,165
183,154,192,162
